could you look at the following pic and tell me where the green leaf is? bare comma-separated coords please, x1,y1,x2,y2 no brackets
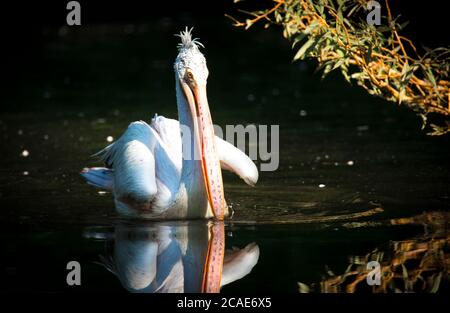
292,33,307,49
401,264,409,280
298,282,310,293
332,58,345,71
341,64,351,83
303,20,319,34
426,68,437,88
294,38,316,60
430,272,442,293
365,45,373,63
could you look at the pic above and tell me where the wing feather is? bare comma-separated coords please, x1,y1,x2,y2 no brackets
215,137,259,186
94,121,159,203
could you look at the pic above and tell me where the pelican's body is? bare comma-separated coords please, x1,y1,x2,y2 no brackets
82,29,258,219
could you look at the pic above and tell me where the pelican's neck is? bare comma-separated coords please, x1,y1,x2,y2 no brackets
175,79,209,215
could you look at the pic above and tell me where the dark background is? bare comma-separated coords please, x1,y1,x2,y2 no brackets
1,0,447,92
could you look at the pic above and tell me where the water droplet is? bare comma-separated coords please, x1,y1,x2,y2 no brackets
356,125,369,132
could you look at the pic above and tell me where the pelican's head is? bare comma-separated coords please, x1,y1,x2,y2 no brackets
174,28,227,220
174,28,209,89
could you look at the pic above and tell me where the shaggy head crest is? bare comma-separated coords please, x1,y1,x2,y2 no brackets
174,27,208,84
175,27,204,51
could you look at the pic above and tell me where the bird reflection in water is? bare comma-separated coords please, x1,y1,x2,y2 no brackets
86,220,259,293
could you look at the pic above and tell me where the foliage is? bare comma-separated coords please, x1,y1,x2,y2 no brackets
228,0,450,135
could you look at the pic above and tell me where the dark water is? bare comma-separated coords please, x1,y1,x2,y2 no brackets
0,19,449,293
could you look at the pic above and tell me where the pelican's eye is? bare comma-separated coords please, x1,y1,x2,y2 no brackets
185,70,195,83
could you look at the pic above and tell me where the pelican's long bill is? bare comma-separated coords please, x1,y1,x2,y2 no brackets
179,75,227,220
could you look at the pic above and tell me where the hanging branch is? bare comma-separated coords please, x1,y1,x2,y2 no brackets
228,0,450,135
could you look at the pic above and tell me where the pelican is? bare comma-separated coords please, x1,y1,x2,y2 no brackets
81,28,258,220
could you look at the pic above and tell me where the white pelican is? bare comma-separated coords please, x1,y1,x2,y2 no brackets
81,28,258,220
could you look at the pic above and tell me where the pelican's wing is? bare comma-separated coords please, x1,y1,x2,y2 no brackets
80,167,114,190
221,243,260,287
215,137,259,186
150,115,182,172
150,116,260,188
149,116,259,187
93,121,159,203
